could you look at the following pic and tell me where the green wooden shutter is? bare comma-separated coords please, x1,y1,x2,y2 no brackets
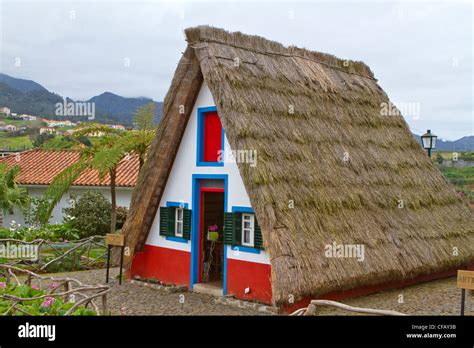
254,217,264,249
233,213,242,245
223,212,234,245
182,208,192,240
168,206,176,236
159,207,168,236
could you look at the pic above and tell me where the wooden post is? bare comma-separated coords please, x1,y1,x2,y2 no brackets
64,281,70,302
119,245,124,285
102,294,107,315
461,289,466,316
106,245,111,284
105,234,125,285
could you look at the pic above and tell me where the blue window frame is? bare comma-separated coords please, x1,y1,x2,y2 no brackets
231,206,261,254
165,201,189,243
196,106,224,167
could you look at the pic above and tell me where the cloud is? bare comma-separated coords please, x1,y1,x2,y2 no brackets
0,0,472,139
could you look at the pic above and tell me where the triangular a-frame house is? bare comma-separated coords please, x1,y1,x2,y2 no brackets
122,26,474,308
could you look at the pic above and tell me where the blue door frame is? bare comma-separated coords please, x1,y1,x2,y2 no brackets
190,174,228,294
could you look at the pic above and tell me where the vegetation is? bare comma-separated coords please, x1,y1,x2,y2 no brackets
133,102,155,130
434,152,474,205
39,120,154,232
0,281,96,316
30,132,54,148
0,133,33,150
62,191,112,238
115,206,129,230
0,222,79,242
0,163,29,214
39,135,77,149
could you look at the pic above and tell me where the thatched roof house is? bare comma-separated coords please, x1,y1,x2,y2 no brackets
122,26,474,306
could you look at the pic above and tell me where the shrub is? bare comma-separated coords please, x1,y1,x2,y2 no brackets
115,206,128,230
1,223,80,242
43,250,83,273
63,191,111,238
22,196,53,227
0,227,11,239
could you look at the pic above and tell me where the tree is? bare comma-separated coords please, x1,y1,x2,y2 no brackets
133,102,155,130
0,163,29,214
39,124,154,233
31,132,55,148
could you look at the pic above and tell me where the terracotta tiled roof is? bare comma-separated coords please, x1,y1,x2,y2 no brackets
0,149,138,187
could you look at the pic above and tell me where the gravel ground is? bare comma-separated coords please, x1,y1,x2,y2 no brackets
45,268,472,316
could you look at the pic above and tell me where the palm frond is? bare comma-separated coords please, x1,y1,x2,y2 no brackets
39,160,89,224
5,165,21,187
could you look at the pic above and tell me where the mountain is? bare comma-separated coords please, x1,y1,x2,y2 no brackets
0,73,47,93
413,134,474,152
87,92,162,125
0,73,162,126
0,80,64,116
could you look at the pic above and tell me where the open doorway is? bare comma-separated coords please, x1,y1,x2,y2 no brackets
200,188,225,287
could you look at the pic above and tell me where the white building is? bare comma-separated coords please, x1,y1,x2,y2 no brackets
39,127,56,135
19,114,37,121
0,107,11,116
0,149,139,227
2,125,17,132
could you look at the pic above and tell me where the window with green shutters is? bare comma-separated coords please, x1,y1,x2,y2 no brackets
223,211,263,249
159,206,192,240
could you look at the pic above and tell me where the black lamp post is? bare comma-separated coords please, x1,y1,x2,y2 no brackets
421,129,437,158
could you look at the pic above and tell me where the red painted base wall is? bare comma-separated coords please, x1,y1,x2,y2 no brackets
130,244,190,286
226,259,272,304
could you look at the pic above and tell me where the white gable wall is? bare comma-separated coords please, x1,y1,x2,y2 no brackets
146,82,270,265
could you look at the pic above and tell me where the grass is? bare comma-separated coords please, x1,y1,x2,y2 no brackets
433,151,474,161
439,166,474,186
437,157,474,205
0,133,33,150
0,117,44,128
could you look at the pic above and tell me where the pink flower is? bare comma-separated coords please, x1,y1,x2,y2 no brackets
0,282,6,289
41,296,55,307
48,282,59,290
208,224,218,232
31,285,40,290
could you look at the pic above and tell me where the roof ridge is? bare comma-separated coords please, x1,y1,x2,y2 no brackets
185,25,375,79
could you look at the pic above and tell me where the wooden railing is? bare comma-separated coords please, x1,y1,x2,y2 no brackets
0,264,110,315
0,236,107,272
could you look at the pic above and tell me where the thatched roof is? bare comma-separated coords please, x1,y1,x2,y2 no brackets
122,26,474,305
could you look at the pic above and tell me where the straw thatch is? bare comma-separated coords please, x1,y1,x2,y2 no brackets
122,26,474,305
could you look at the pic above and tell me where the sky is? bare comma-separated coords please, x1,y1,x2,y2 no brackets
0,0,472,140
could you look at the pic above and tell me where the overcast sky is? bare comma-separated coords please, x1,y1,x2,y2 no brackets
0,0,472,140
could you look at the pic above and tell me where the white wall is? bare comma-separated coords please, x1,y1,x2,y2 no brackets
3,185,133,227
146,82,270,265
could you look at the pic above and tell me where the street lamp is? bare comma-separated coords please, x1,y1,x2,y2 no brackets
421,129,437,158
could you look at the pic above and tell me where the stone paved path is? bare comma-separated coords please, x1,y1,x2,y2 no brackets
318,277,472,316
48,268,270,315
46,268,472,315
